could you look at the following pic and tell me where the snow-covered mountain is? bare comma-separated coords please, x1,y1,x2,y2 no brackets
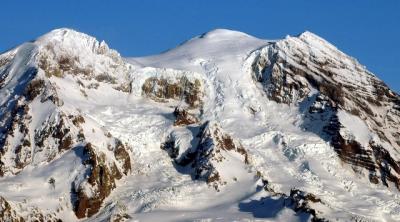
0,28,399,222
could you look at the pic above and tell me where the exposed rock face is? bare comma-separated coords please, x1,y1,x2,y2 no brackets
25,210,60,222
251,53,312,104
288,189,326,222
0,196,24,222
0,105,86,176
36,28,128,80
2,27,400,221
0,44,38,176
142,76,203,108
254,178,326,222
74,144,116,218
114,139,132,175
0,29,134,220
36,28,134,98
0,197,59,222
160,119,250,187
173,107,198,126
161,136,179,159
166,122,249,190
73,142,131,218
324,114,400,186
251,32,400,147
249,31,400,189
0,75,69,175
371,143,400,187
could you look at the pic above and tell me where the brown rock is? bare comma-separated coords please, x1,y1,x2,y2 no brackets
173,107,198,126
142,76,203,108
74,143,126,218
0,196,24,222
114,140,131,175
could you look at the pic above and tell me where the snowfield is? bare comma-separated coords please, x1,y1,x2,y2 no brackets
0,28,400,222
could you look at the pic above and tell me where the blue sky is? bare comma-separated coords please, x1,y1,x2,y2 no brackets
1,0,399,92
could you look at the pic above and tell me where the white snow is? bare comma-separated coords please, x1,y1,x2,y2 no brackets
0,28,399,222
337,110,372,145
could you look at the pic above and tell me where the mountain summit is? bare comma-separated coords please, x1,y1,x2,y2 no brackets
0,28,399,221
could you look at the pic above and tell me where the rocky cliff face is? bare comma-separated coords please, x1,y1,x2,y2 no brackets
73,142,131,218
162,121,249,191
0,196,23,222
0,28,399,221
0,29,133,220
248,31,400,189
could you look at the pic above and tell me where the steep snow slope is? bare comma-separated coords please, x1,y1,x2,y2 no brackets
0,28,399,222
0,29,133,220
128,29,400,221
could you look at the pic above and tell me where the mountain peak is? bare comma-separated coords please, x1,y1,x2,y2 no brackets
298,30,319,39
35,28,111,55
294,30,340,52
1,28,400,222
37,28,93,42
199,28,256,40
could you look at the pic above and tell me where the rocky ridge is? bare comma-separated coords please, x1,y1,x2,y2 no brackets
0,28,399,221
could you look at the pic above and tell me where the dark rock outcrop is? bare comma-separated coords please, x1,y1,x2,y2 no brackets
0,72,65,176
173,107,198,126
114,139,131,176
250,32,400,189
142,76,203,108
73,142,131,218
169,122,249,190
0,196,24,222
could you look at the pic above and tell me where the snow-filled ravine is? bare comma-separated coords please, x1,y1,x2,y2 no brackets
0,28,400,222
